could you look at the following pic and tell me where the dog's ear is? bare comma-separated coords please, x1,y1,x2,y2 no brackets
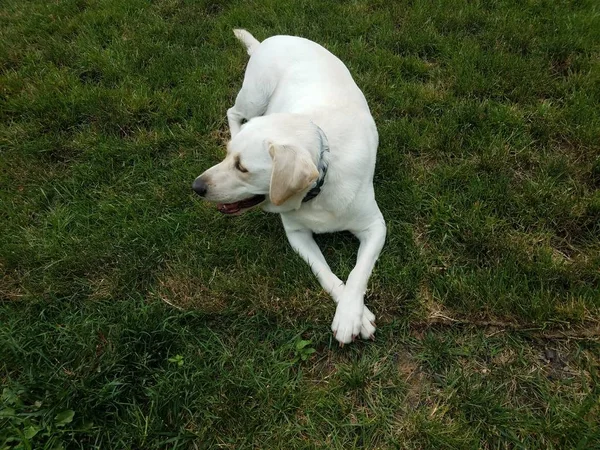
268,142,319,206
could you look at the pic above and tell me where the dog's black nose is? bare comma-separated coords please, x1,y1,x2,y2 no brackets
192,178,208,197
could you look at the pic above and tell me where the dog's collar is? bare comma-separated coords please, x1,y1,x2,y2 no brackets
302,124,329,203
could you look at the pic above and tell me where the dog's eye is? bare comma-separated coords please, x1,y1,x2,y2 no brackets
235,158,248,173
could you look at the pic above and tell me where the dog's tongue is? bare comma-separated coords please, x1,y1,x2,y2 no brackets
217,195,266,214
217,202,241,214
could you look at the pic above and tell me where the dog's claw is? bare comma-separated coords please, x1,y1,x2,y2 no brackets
370,321,376,327
339,342,344,348
352,334,357,341
369,334,375,341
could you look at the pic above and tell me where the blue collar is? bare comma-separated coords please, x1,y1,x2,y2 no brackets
302,125,329,203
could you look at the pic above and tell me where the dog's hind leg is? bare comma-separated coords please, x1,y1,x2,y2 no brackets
227,71,276,138
228,29,269,137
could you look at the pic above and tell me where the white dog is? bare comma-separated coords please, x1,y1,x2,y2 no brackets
193,30,386,345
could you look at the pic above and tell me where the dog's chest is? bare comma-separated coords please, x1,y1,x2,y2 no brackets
282,207,346,234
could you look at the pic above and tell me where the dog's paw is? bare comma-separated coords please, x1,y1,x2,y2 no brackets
331,302,363,345
360,306,376,340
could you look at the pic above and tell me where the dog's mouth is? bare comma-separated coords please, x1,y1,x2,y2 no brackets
217,195,266,215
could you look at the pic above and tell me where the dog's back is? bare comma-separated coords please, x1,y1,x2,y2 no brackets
234,30,370,117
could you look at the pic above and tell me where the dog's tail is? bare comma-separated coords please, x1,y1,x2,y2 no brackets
233,29,260,56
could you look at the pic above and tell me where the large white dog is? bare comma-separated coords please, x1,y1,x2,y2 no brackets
193,30,386,345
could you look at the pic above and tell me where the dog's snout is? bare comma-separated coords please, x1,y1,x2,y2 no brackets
192,178,208,197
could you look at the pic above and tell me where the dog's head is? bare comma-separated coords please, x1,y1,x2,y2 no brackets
192,114,324,214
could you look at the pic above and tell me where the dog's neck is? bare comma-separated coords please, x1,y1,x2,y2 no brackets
302,124,329,203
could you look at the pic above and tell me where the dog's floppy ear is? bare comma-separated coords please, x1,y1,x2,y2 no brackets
268,142,319,206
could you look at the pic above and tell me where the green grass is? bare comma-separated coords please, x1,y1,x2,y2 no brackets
1,0,599,448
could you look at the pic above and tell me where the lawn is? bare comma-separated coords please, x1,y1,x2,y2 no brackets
1,0,599,448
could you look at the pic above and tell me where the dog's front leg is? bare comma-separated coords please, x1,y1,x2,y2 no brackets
285,228,345,302
332,218,386,345
285,227,378,341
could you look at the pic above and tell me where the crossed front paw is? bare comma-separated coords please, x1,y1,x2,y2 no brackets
331,302,376,345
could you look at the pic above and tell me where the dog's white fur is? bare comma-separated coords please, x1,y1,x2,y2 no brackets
195,30,386,344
